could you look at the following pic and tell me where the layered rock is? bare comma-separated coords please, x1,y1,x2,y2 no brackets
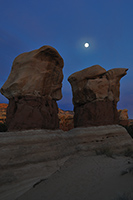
0,104,132,131
68,65,128,127
0,46,64,131
0,126,133,200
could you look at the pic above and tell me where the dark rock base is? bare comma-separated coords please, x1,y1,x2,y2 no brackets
74,100,119,127
6,96,59,131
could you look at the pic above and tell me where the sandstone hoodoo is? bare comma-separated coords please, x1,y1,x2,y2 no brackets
0,45,64,131
68,65,128,127
0,103,8,123
58,108,74,131
118,109,129,126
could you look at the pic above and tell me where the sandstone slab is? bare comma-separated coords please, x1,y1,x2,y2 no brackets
0,126,133,200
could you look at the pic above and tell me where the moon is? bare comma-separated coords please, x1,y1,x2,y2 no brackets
84,42,89,48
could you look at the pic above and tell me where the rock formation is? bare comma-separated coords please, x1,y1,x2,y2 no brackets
118,109,129,120
58,108,74,131
118,109,129,126
0,46,64,131
0,103,8,123
0,125,133,200
0,104,132,131
68,65,128,127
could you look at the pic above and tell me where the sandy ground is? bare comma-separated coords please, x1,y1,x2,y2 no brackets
16,153,133,200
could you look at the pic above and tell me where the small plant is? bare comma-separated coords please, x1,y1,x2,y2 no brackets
0,122,7,132
95,146,113,158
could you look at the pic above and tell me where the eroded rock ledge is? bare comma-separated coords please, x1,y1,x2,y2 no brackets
0,125,133,200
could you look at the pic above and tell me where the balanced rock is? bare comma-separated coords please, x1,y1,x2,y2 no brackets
0,46,64,131
68,65,128,127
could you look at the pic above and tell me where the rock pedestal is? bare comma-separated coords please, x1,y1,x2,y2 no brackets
74,100,118,127
0,45,64,131
68,65,128,127
6,96,59,131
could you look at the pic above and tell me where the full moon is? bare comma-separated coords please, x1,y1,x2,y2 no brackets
84,42,89,48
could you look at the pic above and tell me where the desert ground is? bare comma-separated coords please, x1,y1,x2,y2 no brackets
1,126,133,200
16,153,133,200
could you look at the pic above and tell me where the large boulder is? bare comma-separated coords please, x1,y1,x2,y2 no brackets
68,65,128,127
0,46,64,131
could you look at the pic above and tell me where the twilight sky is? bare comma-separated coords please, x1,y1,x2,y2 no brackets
0,0,133,118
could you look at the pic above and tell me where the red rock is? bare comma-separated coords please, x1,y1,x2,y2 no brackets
1,46,64,100
0,103,8,123
68,65,128,127
58,108,74,131
118,109,129,126
0,46,64,131
118,109,128,120
6,96,59,131
119,120,129,126
74,100,119,127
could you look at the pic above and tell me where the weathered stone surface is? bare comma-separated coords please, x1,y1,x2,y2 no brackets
0,104,132,131
68,65,106,82
68,65,128,127
0,103,8,123
118,109,129,120
6,96,59,131
1,46,64,100
68,65,128,105
74,100,119,127
118,109,129,126
0,126,133,200
0,46,64,131
58,108,74,131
